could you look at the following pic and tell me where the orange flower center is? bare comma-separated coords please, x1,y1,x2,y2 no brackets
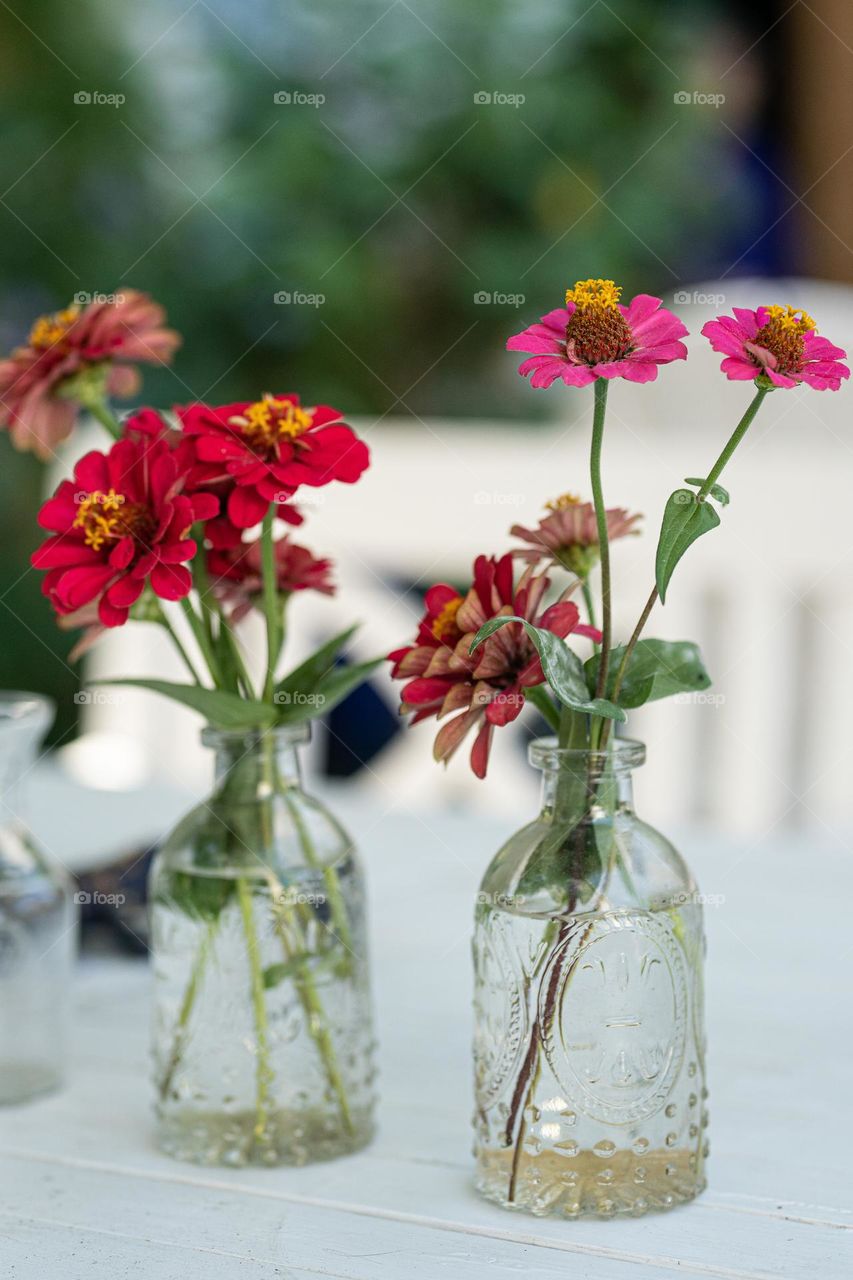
752,304,816,374
231,395,312,453
564,278,632,365
73,489,153,552
29,304,80,351
431,595,463,643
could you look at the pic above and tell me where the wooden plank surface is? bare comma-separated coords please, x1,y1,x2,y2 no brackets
2,805,852,1279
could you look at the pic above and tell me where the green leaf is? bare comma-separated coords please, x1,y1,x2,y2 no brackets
274,625,359,702
92,679,277,728
586,638,712,710
263,957,310,988
524,682,560,732
469,616,625,722
684,476,730,506
655,489,721,603
274,657,384,724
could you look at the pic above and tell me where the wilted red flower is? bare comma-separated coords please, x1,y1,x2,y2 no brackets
511,493,642,576
701,304,849,390
0,291,181,458
31,435,216,628
208,536,335,622
507,279,688,388
388,554,600,778
180,393,369,529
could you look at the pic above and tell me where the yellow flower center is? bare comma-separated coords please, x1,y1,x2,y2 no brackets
564,278,632,365
73,489,152,552
232,395,312,452
29,304,80,351
565,279,622,310
545,492,582,512
431,595,463,643
753,304,817,374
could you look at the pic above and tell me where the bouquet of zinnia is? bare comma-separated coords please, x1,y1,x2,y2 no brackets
2,290,381,1160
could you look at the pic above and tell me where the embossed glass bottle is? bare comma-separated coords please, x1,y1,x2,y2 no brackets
150,723,376,1166
473,737,707,1217
0,693,76,1104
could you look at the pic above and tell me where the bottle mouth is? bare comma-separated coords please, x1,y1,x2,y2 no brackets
528,734,645,773
200,722,311,751
0,691,55,739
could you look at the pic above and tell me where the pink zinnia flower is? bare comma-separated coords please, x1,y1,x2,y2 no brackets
208,536,335,622
0,291,181,458
181,393,369,530
388,554,600,779
511,493,642,576
507,279,688,388
701,304,849,390
31,435,216,628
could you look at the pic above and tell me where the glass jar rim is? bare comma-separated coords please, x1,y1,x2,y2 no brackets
0,691,54,738
200,722,311,750
528,734,645,772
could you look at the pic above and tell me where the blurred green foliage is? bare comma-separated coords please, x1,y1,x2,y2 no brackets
0,0,742,730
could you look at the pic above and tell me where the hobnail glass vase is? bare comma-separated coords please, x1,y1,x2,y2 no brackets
0,692,76,1104
472,736,708,1218
149,723,376,1166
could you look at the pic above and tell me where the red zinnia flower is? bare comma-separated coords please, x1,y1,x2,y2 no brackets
511,493,642,576
389,554,600,779
701,304,850,390
507,279,688,388
180,393,369,530
0,290,181,458
31,435,217,627
208,536,335,622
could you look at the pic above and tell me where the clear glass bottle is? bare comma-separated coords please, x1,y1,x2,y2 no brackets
0,692,76,1104
150,723,376,1166
473,737,707,1218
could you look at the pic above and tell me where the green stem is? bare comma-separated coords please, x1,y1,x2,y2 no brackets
589,379,611,747
85,397,123,440
261,508,282,700
602,384,771,750
180,596,222,688
236,876,273,1143
156,606,204,686
581,579,597,635
158,916,218,1100
283,790,354,963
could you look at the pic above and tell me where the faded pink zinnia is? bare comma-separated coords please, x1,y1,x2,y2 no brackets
511,493,642,577
701,304,849,390
0,290,181,458
388,553,600,779
507,279,688,388
208,536,335,622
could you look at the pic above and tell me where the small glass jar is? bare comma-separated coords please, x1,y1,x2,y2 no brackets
472,737,707,1218
149,723,376,1167
0,693,76,1104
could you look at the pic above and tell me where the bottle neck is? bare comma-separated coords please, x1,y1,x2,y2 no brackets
529,736,644,825
206,727,308,798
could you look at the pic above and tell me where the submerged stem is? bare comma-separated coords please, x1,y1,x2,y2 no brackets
236,876,273,1142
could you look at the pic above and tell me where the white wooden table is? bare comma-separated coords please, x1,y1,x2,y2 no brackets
2,801,852,1279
